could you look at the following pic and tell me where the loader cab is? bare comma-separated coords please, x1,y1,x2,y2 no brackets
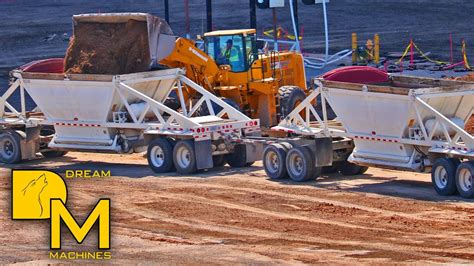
204,29,258,73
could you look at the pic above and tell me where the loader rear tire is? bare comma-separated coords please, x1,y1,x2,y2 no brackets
164,91,181,111
212,155,226,167
0,131,22,164
279,86,306,119
338,161,368,176
225,144,253,168
41,151,68,158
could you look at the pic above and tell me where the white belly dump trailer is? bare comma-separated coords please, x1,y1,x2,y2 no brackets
264,74,474,198
0,68,260,174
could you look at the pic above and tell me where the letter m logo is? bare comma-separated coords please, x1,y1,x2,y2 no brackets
50,199,110,249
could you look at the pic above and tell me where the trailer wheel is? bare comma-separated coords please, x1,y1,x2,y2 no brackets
455,161,474,198
431,158,458,196
147,138,175,173
213,155,226,167
279,86,306,118
41,151,68,158
0,131,22,164
225,144,253,168
286,146,314,182
173,140,198,174
338,161,368,176
263,143,289,179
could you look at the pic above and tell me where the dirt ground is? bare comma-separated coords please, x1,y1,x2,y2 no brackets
1,152,473,264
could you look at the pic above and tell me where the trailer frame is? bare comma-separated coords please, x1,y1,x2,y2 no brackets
268,75,473,197
0,68,260,173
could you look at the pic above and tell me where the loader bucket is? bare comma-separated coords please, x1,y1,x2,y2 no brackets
64,13,176,75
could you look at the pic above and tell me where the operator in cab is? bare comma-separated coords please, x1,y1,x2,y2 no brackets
221,39,244,72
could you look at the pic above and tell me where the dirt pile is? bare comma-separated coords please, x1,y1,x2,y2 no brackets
454,73,474,82
466,115,474,135
64,20,151,74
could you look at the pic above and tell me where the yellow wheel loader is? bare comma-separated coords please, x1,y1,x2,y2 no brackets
160,29,309,128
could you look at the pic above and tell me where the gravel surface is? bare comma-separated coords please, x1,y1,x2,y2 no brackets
1,152,473,264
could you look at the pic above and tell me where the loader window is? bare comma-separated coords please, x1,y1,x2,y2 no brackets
205,35,246,72
245,34,258,66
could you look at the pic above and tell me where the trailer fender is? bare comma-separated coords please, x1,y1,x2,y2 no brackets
307,138,333,167
194,140,213,170
13,129,39,161
245,142,263,163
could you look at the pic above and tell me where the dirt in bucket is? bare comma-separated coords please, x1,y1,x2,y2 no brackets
64,19,151,74
466,114,474,135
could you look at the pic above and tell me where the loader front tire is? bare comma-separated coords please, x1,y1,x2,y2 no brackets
225,144,253,168
279,86,306,119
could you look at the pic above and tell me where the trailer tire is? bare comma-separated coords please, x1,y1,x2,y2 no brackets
0,131,22,164
147,138,175,173
263,143,289,179
225,144,252,168
173,140,198,174
279,86,306,118
286,146,314,182
455,161,474,198
212,155,226,167
41,151,68,158
338,161,368,176
431,158,458,196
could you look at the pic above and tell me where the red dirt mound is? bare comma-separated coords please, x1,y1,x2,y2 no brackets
455,73,474,82
64,19,151,74
466,114,474,135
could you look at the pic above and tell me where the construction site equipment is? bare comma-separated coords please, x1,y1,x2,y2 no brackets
351,33,380,64
64,13,175,75
0,65,260,174
269,67,474,198
161,28,308,128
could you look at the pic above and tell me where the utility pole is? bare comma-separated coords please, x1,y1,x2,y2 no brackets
206,0,212,32
185,0,190,38
292,0,299,37
164,0,170,25
250,0,257,31
272,8,278,51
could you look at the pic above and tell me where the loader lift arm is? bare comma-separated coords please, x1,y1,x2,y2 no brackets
160,37,221,91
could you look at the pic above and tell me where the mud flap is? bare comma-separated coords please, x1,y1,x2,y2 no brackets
307,137,333,167
245,142,262,163
16,128,40,160
194,140,213,170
